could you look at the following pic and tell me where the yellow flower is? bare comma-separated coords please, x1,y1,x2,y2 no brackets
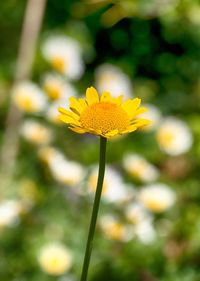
58,87,150,138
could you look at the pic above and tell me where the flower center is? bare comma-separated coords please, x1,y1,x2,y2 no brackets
51,57,66,73
80,102,129,134
157,129,174,148
44,81,61,100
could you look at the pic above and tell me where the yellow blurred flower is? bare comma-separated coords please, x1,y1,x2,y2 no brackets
59,87,150,138
38,243,73,276
99,215,134,242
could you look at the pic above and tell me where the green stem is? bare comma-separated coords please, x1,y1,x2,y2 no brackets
80,136,107,281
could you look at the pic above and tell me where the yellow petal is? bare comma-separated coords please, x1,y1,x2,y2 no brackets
112,95,123,105
87,128,102,136
86,87,99,106
134,107,147,116
58,107,79,120
78,98,88,110
100,91,112,102
132,119,151,128
121,125,137,134
59,114,80,126
104,129,119,138
69,97,84,114
69,127,86,134
122,98,141,118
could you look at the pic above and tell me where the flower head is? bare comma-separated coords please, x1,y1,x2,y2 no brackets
43,73,77,101
12,81,47,113
38,243,73,276
21,120,52,145
87,166,131,203
48,152,85,186
99,215,134,242
95,63,133,99
0,200,25,228
58,87,150,138
123,153,159,183
42,36,84,80
156,117,192,155
139,183,176,213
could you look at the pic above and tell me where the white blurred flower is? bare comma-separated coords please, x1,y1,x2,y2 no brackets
38,146,62,164
12,81,47,113
48,153,85,186
88,166,131,204
43,73,77,100
139,183,176,213
99,215,134,242
38,243,73,276
156,117,193,155
125,202,155,244
95,63,133,99
21,120,52,145
123,154,159,183
42,36,84,80
125,202,152,225
134,220,156,244
0,200,25,227
140,104,162,131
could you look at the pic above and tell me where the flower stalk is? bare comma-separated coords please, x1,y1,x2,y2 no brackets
80,136,107,281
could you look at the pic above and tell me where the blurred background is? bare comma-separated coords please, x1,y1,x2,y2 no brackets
0,0,200,280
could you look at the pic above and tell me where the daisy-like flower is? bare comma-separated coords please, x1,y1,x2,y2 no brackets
156,117,193,156
58,87,150,138
125,203,156,244
134,220,156,244
21,120,52,145
42,36,84,80
139,183,176,213
95,64,133,99
48,153,85,186
99,215,134,242
87,166,132,204
38,243,73,276
0,200,26,228
12,81,47,113
123,153,159,183
125,202,152,225
43,73,77,101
